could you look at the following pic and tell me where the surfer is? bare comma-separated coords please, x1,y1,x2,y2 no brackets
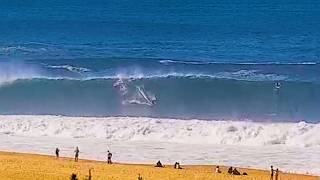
274,82,281,90
113,78,128,95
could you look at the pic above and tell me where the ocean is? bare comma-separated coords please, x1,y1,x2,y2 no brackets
0,0,319,174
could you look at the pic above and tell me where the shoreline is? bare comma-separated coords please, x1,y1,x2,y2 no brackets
0,115,319,175
0,150,318,180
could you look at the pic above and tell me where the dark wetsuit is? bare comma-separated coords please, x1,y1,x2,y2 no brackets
107,152,112,164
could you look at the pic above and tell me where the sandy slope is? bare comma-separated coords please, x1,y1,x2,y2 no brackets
0,151,317,180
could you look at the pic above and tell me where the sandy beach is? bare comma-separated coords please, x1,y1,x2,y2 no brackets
0,151,317,180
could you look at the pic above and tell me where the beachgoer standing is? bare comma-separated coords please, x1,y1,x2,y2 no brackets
74,146,79,162
275,168,279,180
70,173,78,180
270,166,274,180
107,150,112,164
88,168,92,180
55,147,60,158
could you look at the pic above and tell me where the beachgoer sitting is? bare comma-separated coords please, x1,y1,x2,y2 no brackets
155,160,164,167
174,162,182,169
215,166,221,173
228,167,233,174
232,168,241,175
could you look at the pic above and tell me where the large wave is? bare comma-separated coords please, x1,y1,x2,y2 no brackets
0,77,319,122
0,59,320,122
0,115,319,147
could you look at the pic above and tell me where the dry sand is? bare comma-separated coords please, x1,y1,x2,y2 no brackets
0,151,318,180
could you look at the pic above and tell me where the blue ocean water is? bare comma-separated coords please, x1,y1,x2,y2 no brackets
0,0,319,122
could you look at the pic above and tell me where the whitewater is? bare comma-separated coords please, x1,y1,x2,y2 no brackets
0,115,319,175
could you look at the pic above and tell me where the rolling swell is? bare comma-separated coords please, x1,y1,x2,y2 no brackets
0,76,319,122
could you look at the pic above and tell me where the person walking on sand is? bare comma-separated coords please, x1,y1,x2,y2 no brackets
74,147,80,162
55,147,60,158
107,150,112,164
270,165,274,180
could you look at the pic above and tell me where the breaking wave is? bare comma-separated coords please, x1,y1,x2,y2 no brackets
0,115,319,147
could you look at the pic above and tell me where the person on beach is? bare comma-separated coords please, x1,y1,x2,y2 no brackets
155,161,164,167
228,167,233,174
270,165,274,180
174,162,182,169
275,168,279,180
107,150,112,164
232,168,241,175
55,147,60,158
70,173,78,180
215,166,221,173
88,168,92,180
74,147,79,162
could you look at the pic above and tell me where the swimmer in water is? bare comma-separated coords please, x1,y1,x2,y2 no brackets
275,82,281,90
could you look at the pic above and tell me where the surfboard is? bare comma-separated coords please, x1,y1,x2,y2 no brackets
137,86,154,106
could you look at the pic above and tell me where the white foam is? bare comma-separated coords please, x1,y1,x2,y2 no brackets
0,115,319,175
0,62,43,85
45,64,91,73
0,115,318,147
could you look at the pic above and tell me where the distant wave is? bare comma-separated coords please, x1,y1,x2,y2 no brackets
0,67,286,82
0,115,318,147
108,70,288,82
159,60,213,65
44,64,91,73
2,72,288,83
159,59,318,65
0,69,289,83
0,46,47,54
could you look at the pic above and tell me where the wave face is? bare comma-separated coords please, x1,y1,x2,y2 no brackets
0,59,320,122
0,115,319,148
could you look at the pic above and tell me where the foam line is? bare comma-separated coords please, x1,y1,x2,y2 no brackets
0,115,318,147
